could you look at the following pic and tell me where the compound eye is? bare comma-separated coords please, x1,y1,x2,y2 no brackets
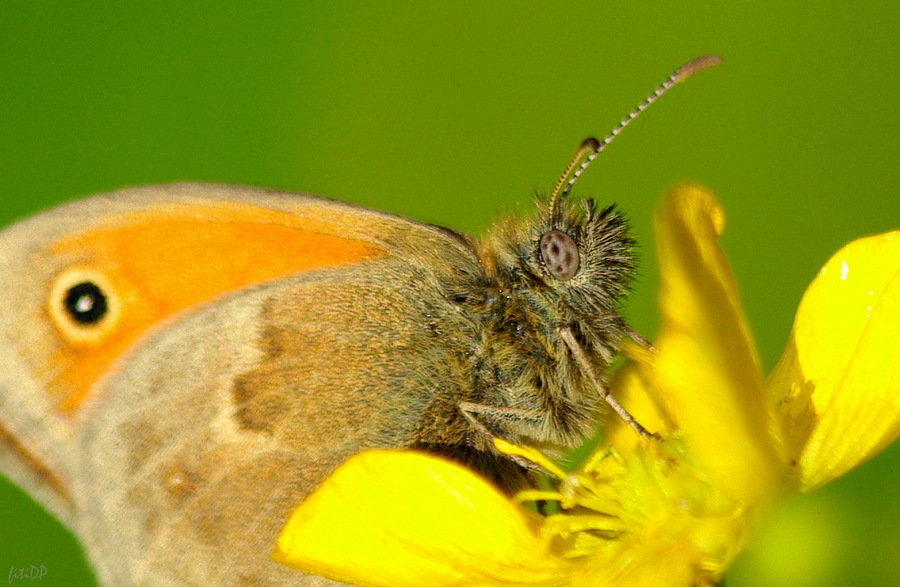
539,230,579,281
49,268,119,345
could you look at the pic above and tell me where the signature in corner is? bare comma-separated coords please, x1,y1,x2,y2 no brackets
8,566,47,584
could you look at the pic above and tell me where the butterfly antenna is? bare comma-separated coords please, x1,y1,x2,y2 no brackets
549,55,722,218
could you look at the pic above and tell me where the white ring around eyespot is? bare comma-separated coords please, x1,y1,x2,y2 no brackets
47,267,121,346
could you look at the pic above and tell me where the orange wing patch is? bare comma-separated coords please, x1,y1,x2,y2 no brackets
48,202,383,414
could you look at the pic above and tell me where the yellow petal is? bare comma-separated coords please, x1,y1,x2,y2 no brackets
603,348,672,458
573,517,738,587
766,232,900,491
649,185,783,503
273,450,569,587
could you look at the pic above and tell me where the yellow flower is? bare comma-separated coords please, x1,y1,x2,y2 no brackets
273,185,900,586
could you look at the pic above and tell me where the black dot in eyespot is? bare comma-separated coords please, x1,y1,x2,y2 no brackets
64,282,108,325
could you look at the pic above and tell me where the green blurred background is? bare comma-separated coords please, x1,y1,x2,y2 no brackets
1,2,898,585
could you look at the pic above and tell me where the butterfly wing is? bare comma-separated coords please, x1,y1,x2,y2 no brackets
0,183,482,585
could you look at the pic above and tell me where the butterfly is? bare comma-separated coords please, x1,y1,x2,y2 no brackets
0,56,720,585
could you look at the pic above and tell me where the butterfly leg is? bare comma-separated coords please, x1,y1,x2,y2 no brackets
559,326,659,440
457,402,546,472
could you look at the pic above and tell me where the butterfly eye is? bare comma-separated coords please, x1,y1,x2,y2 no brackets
49,268,119,344
539,230,579,281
